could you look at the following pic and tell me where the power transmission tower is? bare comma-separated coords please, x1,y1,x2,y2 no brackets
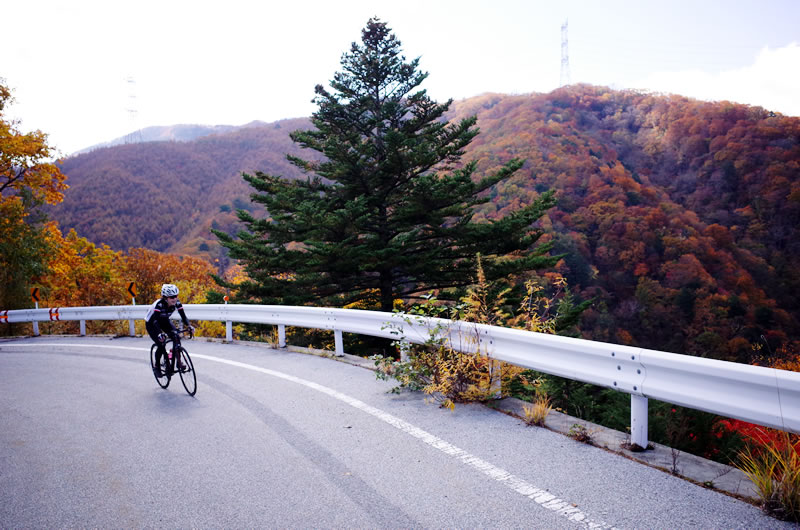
124,76,143,144
560,20,571,87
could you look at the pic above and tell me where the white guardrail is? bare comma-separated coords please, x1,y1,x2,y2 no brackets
3,303,799,448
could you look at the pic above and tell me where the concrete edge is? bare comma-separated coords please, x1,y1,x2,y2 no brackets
285,343,760,503
487,398,759,503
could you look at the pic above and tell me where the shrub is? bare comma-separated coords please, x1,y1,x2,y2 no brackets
523,395,553,426
373,256,586,410
568,423,593,444
736,428,800,522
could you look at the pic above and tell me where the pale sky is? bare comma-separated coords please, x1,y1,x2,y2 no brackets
4,0,800,156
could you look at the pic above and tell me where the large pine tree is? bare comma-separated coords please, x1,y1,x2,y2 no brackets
215,18,558,311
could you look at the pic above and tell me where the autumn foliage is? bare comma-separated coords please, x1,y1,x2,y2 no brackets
5,226,223,336
445,86,800,361
46,85,800,362
1,80,69,310
0,83,68,206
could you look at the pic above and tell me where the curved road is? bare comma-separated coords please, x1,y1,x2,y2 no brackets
0,336,792,529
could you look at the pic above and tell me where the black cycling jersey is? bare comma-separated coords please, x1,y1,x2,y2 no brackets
145,298,189,334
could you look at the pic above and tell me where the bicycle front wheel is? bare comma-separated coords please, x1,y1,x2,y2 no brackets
150,343,170,389
178,347,196,396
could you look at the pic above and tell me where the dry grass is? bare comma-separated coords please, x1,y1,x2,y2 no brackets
736,431,800,522
522,395,552,427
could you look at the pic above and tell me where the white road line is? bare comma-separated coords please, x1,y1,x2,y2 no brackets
3,342,616,529
1,343,147,351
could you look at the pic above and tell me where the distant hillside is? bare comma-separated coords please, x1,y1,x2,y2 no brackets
50,86,800,358
73,121,270,154
53,117,314,262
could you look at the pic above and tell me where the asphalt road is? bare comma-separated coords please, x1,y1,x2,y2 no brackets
0,336,793,529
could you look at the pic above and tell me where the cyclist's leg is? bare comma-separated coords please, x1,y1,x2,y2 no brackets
146,322,167,375
166,325,183,371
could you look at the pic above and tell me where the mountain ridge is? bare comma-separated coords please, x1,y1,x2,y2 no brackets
49,85,800,357
72,120,275,155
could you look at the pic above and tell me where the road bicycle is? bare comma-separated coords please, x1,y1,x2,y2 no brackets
150,327,196,396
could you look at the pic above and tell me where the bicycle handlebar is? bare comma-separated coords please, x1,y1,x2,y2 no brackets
159,326,194,343
177,326,194,340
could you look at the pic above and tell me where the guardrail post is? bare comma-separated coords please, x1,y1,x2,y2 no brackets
334,329,344,357
630,394,649,449
129,297,136,336
32,301,40,336
226,321,232,342
278,325,286,348
80,320,86,336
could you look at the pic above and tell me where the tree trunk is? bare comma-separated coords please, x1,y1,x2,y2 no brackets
379,268,393,312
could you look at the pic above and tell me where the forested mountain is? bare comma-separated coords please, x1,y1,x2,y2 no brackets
448,86,800,361
51,118,315,266
49,85,800,359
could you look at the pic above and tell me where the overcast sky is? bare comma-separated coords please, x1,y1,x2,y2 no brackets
4,0,799,155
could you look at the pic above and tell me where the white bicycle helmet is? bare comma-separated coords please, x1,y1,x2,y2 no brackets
161,284,179,297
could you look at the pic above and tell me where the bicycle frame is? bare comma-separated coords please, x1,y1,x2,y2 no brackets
151,327,196,395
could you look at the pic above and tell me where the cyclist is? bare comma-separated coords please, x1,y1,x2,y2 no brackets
146,284,192,377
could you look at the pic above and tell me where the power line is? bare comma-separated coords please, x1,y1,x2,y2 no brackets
124,76,143,144
560,19,571,87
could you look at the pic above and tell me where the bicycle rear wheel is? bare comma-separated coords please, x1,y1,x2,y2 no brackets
150,342,170,389
178,347,196,396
